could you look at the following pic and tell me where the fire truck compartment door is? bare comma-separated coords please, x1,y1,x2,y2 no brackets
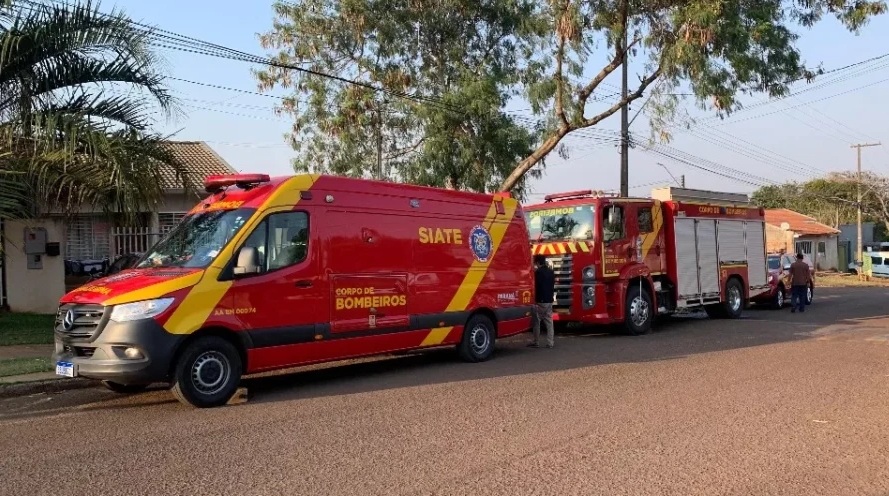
330,274,410,334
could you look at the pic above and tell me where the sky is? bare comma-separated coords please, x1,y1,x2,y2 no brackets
96,0,889,203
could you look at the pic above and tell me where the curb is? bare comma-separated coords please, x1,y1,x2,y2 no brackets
0,377,95,399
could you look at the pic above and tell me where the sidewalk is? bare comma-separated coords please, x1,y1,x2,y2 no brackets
0,344,94,397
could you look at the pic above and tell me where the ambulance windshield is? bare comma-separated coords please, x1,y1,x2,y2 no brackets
136,208,255,269
525,205,595,242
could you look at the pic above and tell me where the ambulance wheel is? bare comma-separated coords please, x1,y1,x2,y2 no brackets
458,314,496,363
171,336,242,408
101,381,148,394
624,285,652,336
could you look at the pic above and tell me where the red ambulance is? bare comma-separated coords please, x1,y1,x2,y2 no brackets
53,174,534,407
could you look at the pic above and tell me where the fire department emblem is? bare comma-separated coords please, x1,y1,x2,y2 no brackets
469,225,493,263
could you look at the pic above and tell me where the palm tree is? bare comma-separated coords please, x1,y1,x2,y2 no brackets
0,0,187,222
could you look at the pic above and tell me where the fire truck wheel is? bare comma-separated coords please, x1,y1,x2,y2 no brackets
722,278,744,318
624,285,652,336
101,381,149,394
806,283,814,305
458,314,496,363
171,336,243,408
771,285,785,310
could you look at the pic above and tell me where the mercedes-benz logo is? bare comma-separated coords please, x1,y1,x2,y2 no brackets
62,309,75,331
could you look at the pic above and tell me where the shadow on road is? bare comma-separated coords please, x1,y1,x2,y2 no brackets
4,286,888,419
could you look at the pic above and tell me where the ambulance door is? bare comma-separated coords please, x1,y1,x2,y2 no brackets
227,206,325,344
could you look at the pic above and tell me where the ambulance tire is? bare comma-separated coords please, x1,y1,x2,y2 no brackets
458,314,496,363
171,336,243,408
623,285,653,336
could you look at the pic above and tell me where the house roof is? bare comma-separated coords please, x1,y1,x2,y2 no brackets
159,141,238,190
764,208,840,236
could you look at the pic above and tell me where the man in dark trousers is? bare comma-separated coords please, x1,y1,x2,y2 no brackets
789,253,812,313
529,254,556,348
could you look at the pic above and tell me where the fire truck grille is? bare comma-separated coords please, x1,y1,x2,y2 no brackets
55,304,106,339
547,255,573,307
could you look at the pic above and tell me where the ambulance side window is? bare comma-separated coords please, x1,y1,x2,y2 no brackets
267,212,309,270
238,211,309,273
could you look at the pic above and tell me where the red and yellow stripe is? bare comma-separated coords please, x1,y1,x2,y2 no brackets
420,195,520,346
159,174,320,335
531,240,593,256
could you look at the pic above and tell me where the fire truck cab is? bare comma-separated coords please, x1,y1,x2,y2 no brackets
524,187,770,335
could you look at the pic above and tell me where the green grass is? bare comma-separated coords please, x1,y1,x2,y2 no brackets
0,312,56,346
0,357,53,378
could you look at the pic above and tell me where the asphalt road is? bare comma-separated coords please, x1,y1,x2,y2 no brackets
3,287,889,496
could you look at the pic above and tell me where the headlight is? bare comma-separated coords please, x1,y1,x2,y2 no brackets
110,298,175,322
583,266,596,280
768,274,774,283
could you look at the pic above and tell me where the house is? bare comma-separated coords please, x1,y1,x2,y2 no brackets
0,141,238,313
764,208,841,271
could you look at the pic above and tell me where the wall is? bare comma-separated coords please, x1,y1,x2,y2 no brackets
3,219,66,314
765,224,794,253
839,222,874,243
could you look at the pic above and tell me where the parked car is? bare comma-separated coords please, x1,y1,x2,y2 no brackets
850,251,889,278
751,253,815,309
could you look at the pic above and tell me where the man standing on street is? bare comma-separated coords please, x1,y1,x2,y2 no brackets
790,253,812,313
529,254,556,348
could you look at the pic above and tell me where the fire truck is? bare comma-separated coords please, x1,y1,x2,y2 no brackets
523,187,771,335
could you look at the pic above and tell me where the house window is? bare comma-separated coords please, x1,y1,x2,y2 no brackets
158,213,187,235
817,241,826,255
637,207,653,234
795,241,812,255
66,215,111,260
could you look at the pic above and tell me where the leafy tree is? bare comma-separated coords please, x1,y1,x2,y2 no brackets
256,0,885,195
255,0,545,199
499,0,887,190
0,0,187,221
750,172,889,234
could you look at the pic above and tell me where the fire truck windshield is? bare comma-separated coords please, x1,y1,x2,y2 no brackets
524,204,595,242
136,208,256,269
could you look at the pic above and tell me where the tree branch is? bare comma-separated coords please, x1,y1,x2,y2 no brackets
582,66,662,127
383,137,425,160
499,64,662,193
576,17,641,103
554,32,569,127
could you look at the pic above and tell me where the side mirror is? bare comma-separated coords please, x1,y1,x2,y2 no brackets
607,208,618,225
233,246,261,277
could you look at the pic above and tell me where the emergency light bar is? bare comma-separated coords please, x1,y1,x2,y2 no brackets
204,174,271,193
543,190,617,202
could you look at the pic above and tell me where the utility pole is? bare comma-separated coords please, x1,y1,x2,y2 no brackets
851,142,880,268
619,8,629,197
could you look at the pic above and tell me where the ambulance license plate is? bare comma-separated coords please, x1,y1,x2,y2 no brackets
56,361,76,378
